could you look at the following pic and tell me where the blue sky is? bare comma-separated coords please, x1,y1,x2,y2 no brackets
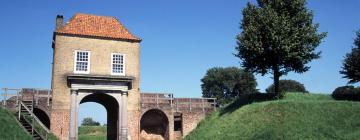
1,0,360,124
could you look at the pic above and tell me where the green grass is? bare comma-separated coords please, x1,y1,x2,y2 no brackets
184,93,360,140
78,126,106,140
0,107,32,140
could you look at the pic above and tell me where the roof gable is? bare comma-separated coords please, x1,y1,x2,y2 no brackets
55,13,141,42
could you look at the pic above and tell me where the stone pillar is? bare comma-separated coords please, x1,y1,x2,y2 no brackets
118,94,123,140
121,92,128,140
69,90,78,140
75,93,80,140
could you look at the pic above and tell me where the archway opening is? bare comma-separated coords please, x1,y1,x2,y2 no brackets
78,102,106,138
33,108,50,129
79,93,119,140
140,109,169,140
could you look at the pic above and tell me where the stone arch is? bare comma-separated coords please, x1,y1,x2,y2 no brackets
140,109,169,140
33,108,51,129
79,92,119,140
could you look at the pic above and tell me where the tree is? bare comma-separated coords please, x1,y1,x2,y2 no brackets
340,30,360,84
235,0,326,96
266,79,307,93
81,117,100,126
201,67,257,105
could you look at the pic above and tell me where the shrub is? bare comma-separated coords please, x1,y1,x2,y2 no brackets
332,86,360,101
266,79,307,94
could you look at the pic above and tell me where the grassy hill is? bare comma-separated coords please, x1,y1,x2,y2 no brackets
184,93,360,140
79,126,106,140
0,108,32,140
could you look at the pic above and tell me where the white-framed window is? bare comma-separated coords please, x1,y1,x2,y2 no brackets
74,50,91,74
111,53,125,75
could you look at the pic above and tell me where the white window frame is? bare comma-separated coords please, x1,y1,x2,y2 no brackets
111,53,126,76
74,50,91,74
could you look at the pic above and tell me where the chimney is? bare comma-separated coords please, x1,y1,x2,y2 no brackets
55,15,63,30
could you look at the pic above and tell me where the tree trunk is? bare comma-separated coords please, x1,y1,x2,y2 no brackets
273,66,280,97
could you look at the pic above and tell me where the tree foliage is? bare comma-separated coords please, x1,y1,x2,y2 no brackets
340,30,360,84
201,67,257,105
81,117,100,126
266,79,307,93
235,0,326,96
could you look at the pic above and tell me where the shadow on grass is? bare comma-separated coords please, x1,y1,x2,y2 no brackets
219,93,278,116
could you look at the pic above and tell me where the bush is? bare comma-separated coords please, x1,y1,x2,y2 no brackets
332,86,360,101
266,79,307,94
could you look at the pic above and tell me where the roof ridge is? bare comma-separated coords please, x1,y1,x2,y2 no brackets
74,12,117,19
55,13,141,42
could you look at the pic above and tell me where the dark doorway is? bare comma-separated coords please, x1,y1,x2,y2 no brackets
173,113,182,132
140,109,169,140
33,108,50,129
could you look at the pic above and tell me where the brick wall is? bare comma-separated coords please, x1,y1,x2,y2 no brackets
181,111,206,137
50,109,70,140
128,110,140,140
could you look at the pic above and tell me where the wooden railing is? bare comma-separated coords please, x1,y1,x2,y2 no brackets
19,101,51,139
1,88,52,109
1,88,21,108
140,93,174,108
20,88,52,107
140,93,217,112
173,98,216,112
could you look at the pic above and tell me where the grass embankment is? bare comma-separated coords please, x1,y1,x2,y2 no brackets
0,108,32,140
185,93,360,140
79,126,106,140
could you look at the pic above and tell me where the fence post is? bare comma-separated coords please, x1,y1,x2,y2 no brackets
202,98,205,113
3,88,7,107
18,103,21,120
47,90,50,107
170,94,173,108
31,112,34,135
36,90,39,106
20,89,23,101
16,90,19,106
156,94,159,108
189,98,192,111
176,99,179,112
32,94,34,112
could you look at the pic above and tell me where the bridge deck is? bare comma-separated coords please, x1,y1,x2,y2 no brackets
140,92,216,112
1,88,217,113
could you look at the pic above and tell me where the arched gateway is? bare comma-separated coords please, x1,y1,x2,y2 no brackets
66,75,132,140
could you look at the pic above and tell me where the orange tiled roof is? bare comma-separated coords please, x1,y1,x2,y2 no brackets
55,13,141,42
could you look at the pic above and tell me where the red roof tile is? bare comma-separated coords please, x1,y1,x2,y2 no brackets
56,13,141,42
